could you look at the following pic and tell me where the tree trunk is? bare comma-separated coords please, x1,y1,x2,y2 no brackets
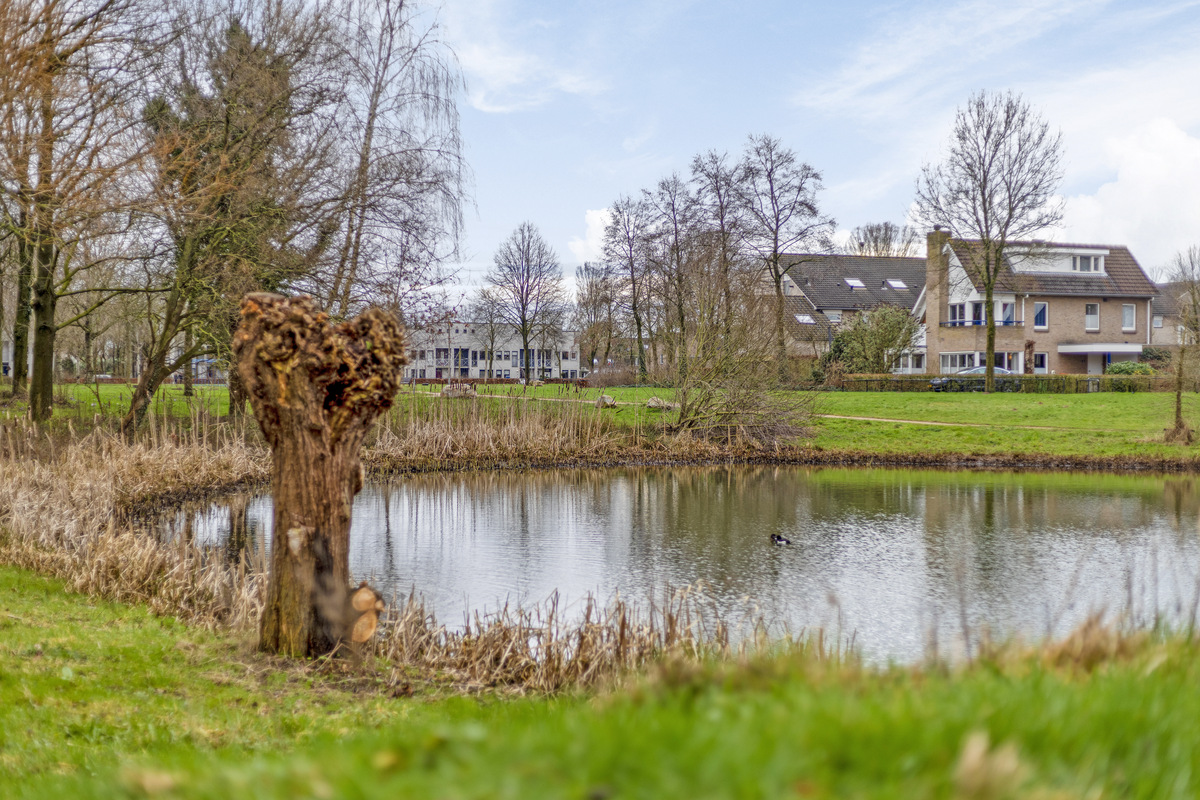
774,270,788,385
228,366,249,417
984,280,996,394
1176,345,1185,432
11,238,32,396
234,293,406,658
182,328,194,397
29,240,57,423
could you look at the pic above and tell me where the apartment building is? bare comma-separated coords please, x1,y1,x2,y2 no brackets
404,322,582,381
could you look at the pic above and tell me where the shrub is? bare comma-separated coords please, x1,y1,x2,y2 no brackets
1106,361,1154,376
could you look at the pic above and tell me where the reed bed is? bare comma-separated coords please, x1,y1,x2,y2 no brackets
370,584,829,694
0,409,820,692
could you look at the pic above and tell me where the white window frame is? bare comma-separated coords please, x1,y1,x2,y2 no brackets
1122,303,1136,332
940,352,976,373
1154,315,1164,329
1033,353,1048,374
794,314,815,324
1085,303,1100,331
1033,302,1048,331
1000,302,1015,325
948,303,966,326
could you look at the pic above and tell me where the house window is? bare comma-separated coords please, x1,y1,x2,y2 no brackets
826,310,842,323
886,279,907,290
911,353,925,370
419,369,426,378
948,304,966,326
1000,302,1015,325
846,278,865,289
971,302,985,326
940,352,975,372
1122,304,1136,331
1154,315,1164,329
1033,353,1048,374
1085,303,1100,331
1033,302,1047,330
1073,255,1103,273
794,314,815,324
504,370,510,379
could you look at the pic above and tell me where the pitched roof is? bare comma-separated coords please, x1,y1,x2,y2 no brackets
782,295,834,343
946,240,1157,298
778,253,926,311
1153,283,1181,317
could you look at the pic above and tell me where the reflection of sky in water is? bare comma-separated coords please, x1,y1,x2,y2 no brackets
166,467,1200,663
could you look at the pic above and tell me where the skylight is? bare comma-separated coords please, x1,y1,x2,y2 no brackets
846,278,865,289
886,279,907,289
794,314,815,324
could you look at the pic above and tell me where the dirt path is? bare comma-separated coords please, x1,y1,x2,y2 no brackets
815,414,1078,431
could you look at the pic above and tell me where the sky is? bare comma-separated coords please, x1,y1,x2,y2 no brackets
434,0,1200,296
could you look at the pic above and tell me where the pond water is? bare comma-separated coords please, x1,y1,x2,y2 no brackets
165,466,1200,662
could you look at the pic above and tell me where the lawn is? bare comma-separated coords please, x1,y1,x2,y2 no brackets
7,381,1200,463
5,564,1200,798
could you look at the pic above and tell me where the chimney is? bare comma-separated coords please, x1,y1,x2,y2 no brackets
925,227,952,368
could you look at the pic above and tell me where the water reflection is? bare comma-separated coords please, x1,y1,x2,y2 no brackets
161,467,1200,662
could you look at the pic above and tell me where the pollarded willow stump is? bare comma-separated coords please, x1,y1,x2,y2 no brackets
233,294,407,658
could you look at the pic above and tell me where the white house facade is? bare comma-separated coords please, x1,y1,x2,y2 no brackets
405,322,582,381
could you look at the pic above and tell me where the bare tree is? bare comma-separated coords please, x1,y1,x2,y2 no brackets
915,90,1064,393
1167,246,1200,442
690,150,748,338
467,286,505,380
122,1,347,434
843,222,922,257
485,222,568,382
738,134,835,382
603,194,652,381
574,261,617,374
0,0,153,419
643,173,698,382
323,0,466,321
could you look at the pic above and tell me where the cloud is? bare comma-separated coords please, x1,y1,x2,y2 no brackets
1060,118,1200,276
567,208,612,264
796,0,1110,121
442,0,606,113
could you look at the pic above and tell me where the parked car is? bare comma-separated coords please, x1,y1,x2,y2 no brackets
930,366,1020,392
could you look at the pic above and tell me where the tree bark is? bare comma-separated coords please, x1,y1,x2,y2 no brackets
28,238,57,422
234,293,406,658
11,236,32,396
182,328,194,397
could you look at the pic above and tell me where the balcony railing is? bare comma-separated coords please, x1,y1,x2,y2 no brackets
939,320,1024,328
434,358,450,367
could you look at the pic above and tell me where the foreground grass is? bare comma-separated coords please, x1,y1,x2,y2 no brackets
5,564,1200,798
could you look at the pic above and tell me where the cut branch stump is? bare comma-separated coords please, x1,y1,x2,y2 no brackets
233,293,406,658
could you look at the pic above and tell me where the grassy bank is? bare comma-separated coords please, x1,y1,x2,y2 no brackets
7,382,1200,468
5,564,1200,799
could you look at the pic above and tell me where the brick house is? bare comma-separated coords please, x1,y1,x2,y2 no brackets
919,228,1160,375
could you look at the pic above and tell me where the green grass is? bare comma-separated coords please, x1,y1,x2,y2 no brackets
810,392,1200,460
9,381,1200,462
6,563,1200,798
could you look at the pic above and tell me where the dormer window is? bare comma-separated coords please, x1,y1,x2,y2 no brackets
1072,255,1103,273
846,278,865,289
886,279,907,289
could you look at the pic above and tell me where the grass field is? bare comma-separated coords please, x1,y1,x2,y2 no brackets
5,382,1200,463
6,564,1200,799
